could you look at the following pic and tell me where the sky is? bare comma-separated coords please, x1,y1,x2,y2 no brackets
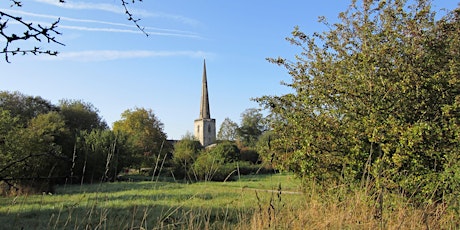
1,0,458,140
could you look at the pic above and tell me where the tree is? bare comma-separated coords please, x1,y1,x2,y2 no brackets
0,111,69,192
57,99,108,177
0,91,58,125
0,0,146,63
113,107,169,168
255,130,276,164
0,92,69,191
74,129,131,184
217,117,239,141
192,141,240,181
208,141,240,163
257,0,460,204
59,99,107,133
171,134,202,180
237,108,266,147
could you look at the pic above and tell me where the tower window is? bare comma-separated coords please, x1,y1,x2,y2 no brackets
208,124,211,133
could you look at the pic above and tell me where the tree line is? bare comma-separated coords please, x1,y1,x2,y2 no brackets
0,91,171,194
0,91,271,193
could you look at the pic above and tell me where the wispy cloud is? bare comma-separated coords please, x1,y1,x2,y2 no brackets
1,9,202,38
40,50,213,62
59,24,201,38
33,0,200,26
33,0,124,14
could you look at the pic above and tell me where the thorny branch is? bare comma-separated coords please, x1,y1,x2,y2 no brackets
0,0,146,63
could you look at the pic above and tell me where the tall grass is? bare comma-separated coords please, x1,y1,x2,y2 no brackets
247,180,459,230
1,173,458,229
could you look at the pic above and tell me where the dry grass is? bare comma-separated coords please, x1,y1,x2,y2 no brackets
244,183,459,230
1,174,458,229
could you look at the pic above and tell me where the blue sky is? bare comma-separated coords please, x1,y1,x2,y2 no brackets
1,0,458,139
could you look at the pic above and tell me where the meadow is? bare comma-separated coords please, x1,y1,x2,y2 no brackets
1,173,458,229
0,173,303,229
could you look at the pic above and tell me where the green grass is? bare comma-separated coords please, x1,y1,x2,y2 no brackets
0,173,303,229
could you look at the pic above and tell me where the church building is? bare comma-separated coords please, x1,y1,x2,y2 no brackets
194,60,216,147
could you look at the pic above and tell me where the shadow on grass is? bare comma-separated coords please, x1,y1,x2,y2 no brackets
1,201,252,229
54,180,186,195
1,174,300,229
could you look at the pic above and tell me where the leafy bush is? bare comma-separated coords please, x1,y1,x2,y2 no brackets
208,141,240,163
256,0,460,206
192,152,228,181
239,148,260,164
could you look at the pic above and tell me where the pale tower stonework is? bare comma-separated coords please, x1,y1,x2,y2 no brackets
194,60,216,147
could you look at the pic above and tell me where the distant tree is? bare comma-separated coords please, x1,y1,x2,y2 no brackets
57,99,108,177
0,109,20,182
192,141,239,182
74,129,131,183
237,108,266,147
257,0,460,204
0,92,67,190
0,111,68,192
16,112,68,177
0,91,58,125
173,134,201,166
59,99,107,133
113,107,168,168
209,141,240,163
255,130,276,164
0,0,146,62
0,92,139,191
171,134,202,180
217,117,239,141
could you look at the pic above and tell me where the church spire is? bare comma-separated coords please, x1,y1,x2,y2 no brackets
194,59,216,147
200,59,211,119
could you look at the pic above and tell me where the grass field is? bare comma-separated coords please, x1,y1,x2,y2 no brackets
1,173,458,229
0,173,304,229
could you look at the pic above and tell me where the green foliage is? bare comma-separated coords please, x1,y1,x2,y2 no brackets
257,0,460,205
217,117,239,141
0,92,139,191
18,112,68,177
255,131,276,164
173,137,201,166
0,110,69,192
208,141,240,163
239,148,260,164
192,142,239,181
171,136,202,180
237,108,266,147
72,129,131,184
113,107,170,168
59,99,107,132
192,151,226,181
0,91,58,125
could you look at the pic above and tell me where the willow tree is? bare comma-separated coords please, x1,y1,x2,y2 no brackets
257,0,459,204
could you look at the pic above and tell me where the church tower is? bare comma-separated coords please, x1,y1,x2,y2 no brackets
194,60,216,147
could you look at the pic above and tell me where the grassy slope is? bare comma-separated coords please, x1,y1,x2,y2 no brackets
0,173,303,229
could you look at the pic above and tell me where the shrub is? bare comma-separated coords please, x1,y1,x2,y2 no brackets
239,148,260,164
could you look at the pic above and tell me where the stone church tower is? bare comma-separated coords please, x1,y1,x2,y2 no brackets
194,60,216,147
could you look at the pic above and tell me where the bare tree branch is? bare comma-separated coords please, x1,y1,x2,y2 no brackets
1,0,147,63
0,9,64,63
0,151,69,176
121,0,149,37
